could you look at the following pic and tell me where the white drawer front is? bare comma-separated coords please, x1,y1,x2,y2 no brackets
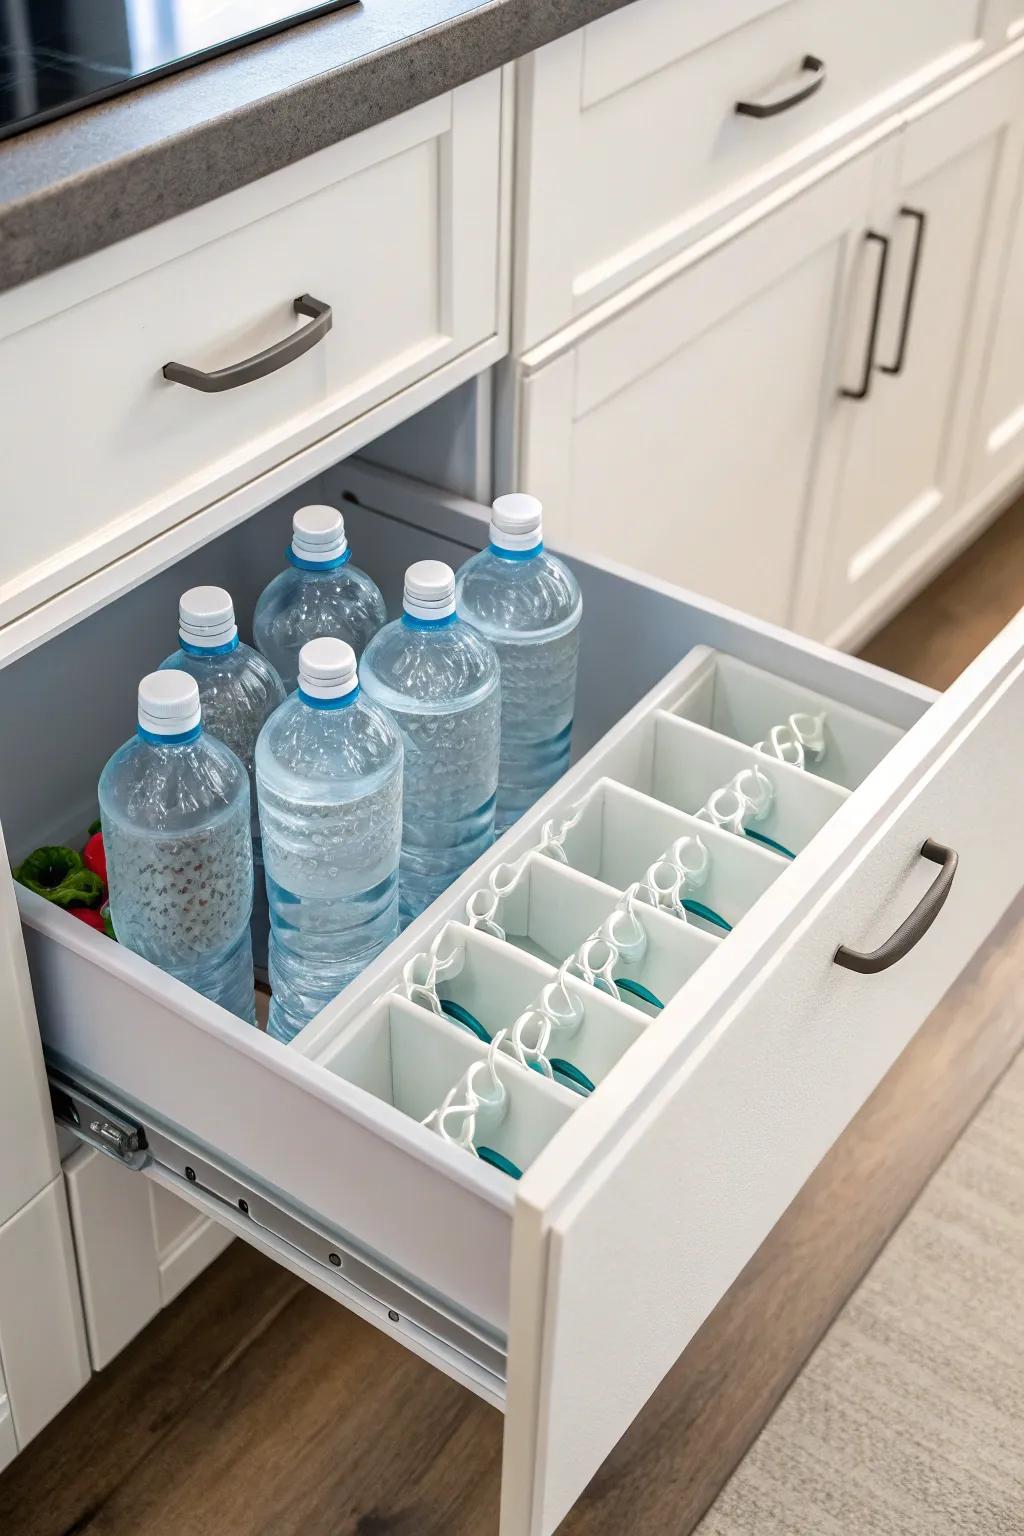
516,0,984,345
502,611,1024,1536
5,467,1020,1534
0,73,503,630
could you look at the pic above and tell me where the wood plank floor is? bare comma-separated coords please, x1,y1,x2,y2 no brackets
2,498,1022,1536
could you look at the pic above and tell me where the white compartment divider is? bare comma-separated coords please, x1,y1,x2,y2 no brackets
464,851,718,1012
665,646,905,789
397,923,650,1090
620,712,850,856
551,778,785,933
319,996,578,1177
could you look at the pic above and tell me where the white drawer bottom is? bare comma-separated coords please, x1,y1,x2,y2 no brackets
7,464,1022,1535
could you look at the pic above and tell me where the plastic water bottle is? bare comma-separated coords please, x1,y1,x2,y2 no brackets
360,561,500,927
159,587,286,973
455,495,582,832
98,672,255,1024
253,505,387,692
255,638,403,1044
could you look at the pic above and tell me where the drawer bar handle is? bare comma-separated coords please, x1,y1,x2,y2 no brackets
162,294,333,393
839,231,891,402
834,839,958,974
735,54,826,118
879,207,928,377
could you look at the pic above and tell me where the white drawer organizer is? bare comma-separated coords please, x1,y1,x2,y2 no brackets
7,463,1024,1536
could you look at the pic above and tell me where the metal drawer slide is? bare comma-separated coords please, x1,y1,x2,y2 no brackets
48,1064,507,1406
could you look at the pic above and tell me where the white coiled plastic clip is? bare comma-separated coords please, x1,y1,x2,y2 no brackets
400,925,466,1016
422,1030,510,1152
754,710,827,770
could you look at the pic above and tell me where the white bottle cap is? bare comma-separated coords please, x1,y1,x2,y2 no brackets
179,586,238,649
298,637,359,701
138,671,201,737
291,505,349,565
403,560,456,622
491,493,543,552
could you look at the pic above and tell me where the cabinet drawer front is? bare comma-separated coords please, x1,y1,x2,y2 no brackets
517,0,983,345
0,74,502,630
503,612,1024,1536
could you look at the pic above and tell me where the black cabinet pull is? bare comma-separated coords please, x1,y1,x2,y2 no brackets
735,55,826,118
834,840,958,974
839,231,891,401
163,294,333,393
879,207,927,376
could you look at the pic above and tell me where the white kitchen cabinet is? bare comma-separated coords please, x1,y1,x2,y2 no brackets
797,48,1024,644
3,458,1022,1534
64,1146,232,1370
958,149,1024,510
0,818,89,1462
0,1179,90,1452
0,821,60,1224
514,0,987,348
505,141,886,628
0,69,509,635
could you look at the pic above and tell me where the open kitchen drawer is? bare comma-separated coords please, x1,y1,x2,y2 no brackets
4,462,1023,1535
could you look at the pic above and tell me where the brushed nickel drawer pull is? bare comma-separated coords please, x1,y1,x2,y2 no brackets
163,294,332,393
735,54,826,118
834,839,958,974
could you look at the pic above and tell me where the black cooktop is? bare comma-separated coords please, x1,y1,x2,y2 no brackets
0,0,358,143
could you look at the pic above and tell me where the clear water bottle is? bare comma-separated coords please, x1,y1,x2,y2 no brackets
255,638,403,1044
455,495,582,832
360,561,500,928
159,587,286,974
252,505,386,692
98,672,255,1024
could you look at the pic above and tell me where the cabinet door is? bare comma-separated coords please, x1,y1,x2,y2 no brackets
960,149,1024,507
512,145,884,628
798,50,1024,645
0,823,59,1222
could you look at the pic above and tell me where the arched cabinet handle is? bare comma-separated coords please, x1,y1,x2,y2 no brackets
163,294,333,393
834,840,958,974
735,55,826,118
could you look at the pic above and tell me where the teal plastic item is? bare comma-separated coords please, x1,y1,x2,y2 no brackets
744,827,796,860
614,977,664,1010
681,898,732,933
439,997,594,1093
550,1058,595,1095
477,1146,523,1179
439,998,492,1043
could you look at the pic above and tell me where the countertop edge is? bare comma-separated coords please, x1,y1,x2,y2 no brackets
0,0,636,296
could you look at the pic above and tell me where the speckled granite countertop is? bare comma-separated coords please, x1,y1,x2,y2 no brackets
0,0,632,296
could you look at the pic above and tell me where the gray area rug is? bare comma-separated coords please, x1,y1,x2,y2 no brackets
697,1049,1024,1536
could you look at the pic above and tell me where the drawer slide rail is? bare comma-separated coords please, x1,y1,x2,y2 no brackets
48,1064,508,1404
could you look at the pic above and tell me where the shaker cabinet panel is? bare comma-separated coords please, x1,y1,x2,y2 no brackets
513,147,882,628
514,0,985,348
797,48,1024,644
961,154,1024,506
